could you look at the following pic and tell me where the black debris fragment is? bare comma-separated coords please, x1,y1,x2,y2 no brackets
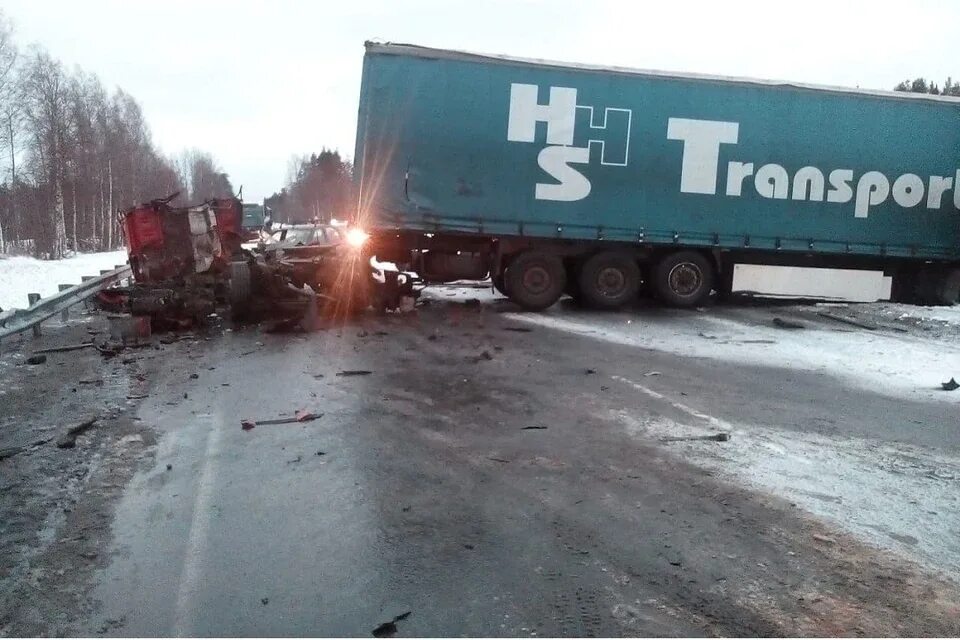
522,425,548,430
25,354,47,365
661,433,731,443
816,311,877,331
33,342,96,355
261,597,269,606
372,611,412,638
188,373,199,379
55,417,99,449
166,463,173,471
315,450,326,456
585,368,596,374
503,326,532,333
773,317,805,330
337,370,373,376
942,378,959,391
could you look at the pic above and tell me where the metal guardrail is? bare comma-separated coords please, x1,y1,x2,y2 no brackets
0,264,132,342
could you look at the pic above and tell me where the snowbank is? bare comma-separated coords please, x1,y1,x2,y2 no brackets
0,250,128,311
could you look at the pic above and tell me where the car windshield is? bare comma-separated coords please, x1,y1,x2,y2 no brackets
283,228,316,245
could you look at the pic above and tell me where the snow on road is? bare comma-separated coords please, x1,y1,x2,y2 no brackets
504,303,960,402
0,251,128,311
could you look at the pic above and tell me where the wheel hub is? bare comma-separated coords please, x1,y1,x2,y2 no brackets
668,262,702,297
521,265,552,294
596,266,626,298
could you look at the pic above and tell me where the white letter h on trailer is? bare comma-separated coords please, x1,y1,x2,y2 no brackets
507,84,577,145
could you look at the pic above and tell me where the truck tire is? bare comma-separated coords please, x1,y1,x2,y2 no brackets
505,250,566,311
653,251,714,307
229,261,252,314
936,268,960,305
577,251,641,310
564,258,583,303
492,272,511,297
902,267,960,306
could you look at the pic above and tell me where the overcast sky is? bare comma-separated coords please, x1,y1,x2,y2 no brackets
4,0,957,202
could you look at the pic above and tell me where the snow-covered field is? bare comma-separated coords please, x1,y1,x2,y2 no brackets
0,250,128,311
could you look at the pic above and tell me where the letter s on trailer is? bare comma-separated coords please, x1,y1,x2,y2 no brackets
352,42,960,309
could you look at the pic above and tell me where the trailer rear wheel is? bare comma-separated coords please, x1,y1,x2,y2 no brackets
505,250,566,311
577,251,641,309
653,251,714,307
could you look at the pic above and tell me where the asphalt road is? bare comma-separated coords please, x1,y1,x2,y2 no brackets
2,291,959,636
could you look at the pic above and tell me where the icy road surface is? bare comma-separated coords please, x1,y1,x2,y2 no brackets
1,287,958,636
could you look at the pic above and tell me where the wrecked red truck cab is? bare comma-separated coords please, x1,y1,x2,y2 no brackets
122,194,233,284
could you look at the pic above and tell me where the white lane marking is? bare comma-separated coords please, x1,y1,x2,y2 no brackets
173,412,222,637
611,374,734,433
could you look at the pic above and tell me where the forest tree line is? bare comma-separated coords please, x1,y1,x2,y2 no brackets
264,149,353,225
0,11,233,259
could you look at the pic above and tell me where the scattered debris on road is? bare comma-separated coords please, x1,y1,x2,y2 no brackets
240,411,322,431
817,311,878,331
773,317,806,330
469,350,493,363
372,611,412,638
942,378,959,391
55,417,99,449
661,433,731,443
32,342,97,355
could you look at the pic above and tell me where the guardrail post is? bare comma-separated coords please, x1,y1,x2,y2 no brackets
58,284,71,321
27,293,41,337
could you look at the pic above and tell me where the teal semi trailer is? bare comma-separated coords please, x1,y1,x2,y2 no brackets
354,43,960,309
